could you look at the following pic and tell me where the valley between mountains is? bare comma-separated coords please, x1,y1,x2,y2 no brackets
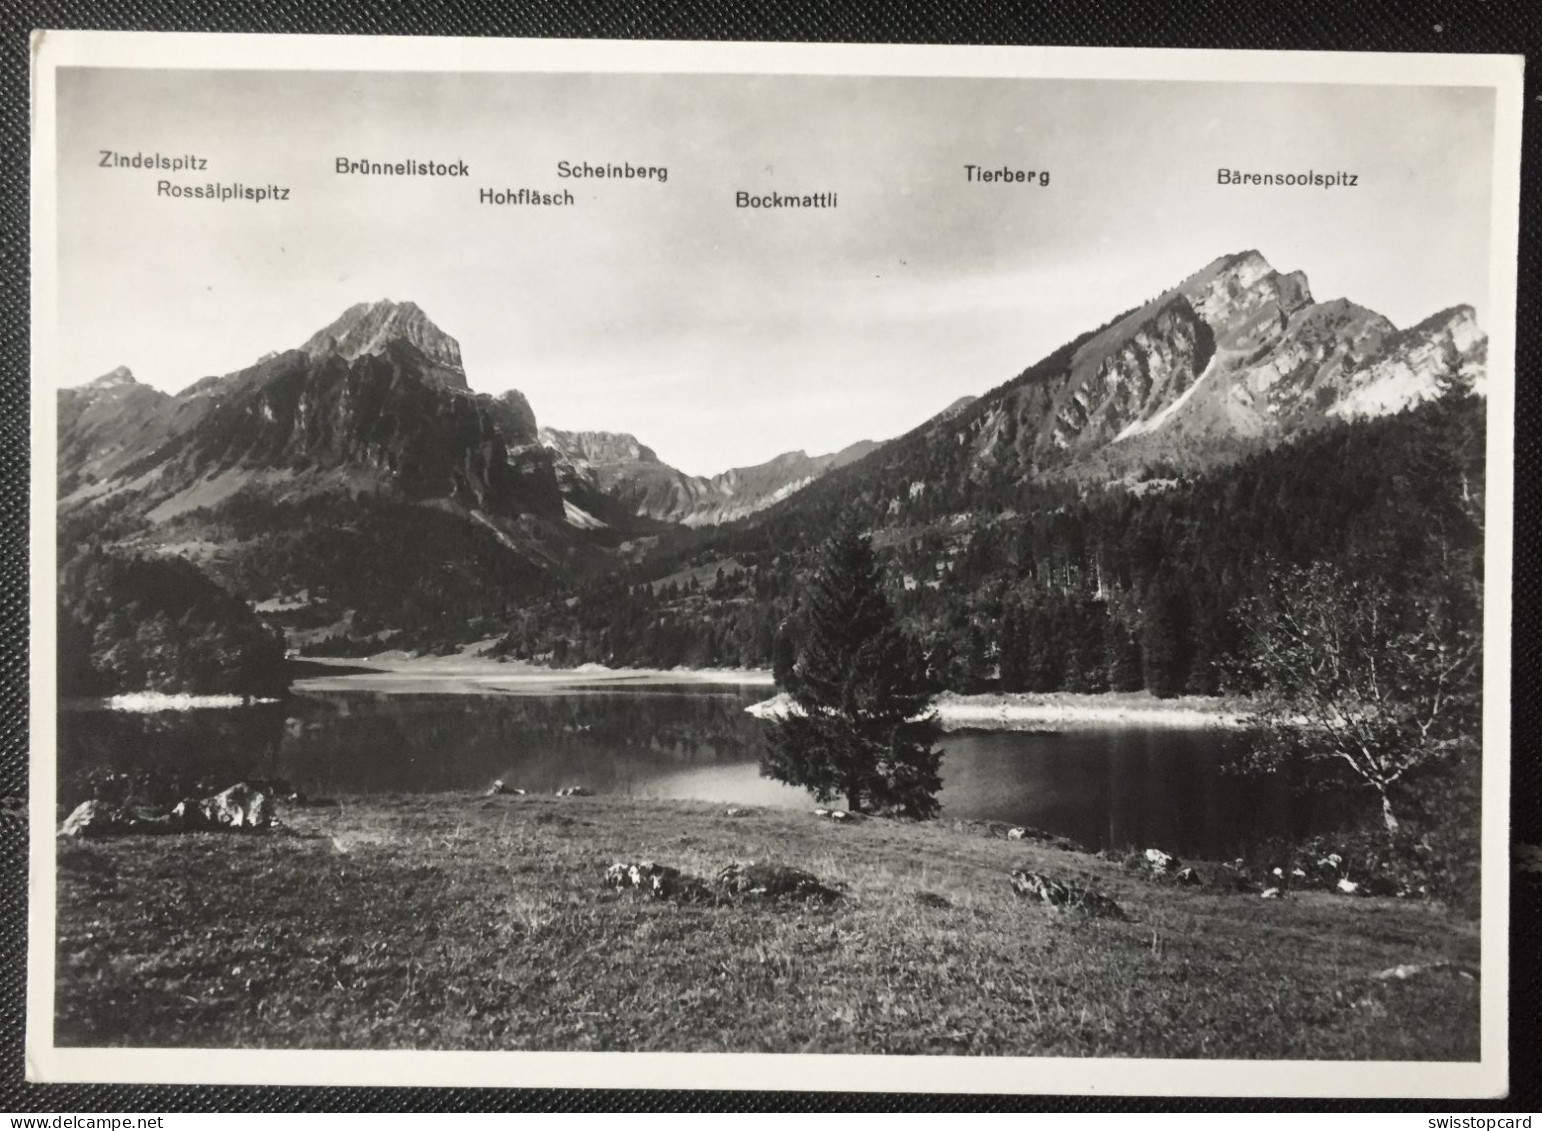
52,247,1490,1059
56,248,1485,702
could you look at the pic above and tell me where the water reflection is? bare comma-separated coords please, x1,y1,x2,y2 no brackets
58,685,1335,858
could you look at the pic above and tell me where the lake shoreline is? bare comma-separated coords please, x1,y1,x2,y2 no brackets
931,689,1250,730
747,688,1250,731
289,652,776,695
287,651,1250,731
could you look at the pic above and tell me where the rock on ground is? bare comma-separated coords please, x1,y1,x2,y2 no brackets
1008,868,1127,920
604,860,713,902
61,782,278,837
602,859,843,905
173,782,276,830
59,800,134,838
717,861,842,903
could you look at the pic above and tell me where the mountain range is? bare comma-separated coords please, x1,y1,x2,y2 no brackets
57,299,893,538
930,249,1482,483
541,428,882,528
56,249,1486,652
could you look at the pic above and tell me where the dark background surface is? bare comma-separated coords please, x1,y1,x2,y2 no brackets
1,0,1536,1113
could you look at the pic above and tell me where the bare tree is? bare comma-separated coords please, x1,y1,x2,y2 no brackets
1237,562,1479,832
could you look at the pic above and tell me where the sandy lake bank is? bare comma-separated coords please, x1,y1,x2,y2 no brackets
747,688,1250,730
290,651,775,696
290,652,1247,729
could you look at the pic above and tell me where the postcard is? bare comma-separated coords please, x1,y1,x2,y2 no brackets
27,31,1523,1096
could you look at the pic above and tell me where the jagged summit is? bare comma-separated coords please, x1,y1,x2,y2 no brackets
540,428,662,466
63,365,165,412
301,299,467,388
85,365,137,389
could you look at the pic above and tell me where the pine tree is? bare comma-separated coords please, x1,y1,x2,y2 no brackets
1140,585,1189,699
997,603,1031,692
771,620,799,693
1024,603,1062,691
1103,614,1144,692
1185,611,1221,695
761,522,943,817
1066,595,1110,693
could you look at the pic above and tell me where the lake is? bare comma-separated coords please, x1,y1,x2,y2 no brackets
57,681,1337,858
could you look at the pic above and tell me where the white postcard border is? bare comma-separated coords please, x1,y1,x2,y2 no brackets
26,29,1525,1098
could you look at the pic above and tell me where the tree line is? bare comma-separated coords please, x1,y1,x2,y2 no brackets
58,548,289,697
493,395,1483,705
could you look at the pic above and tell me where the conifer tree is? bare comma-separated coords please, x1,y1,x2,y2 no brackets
771,620,800,693
1024,603,1062,692
1140,585,1189,699
1066,595,1110,693
997,603,1031,692
761,522,943,817
1103,614,1144,692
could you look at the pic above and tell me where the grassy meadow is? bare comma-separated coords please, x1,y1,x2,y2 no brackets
54,792,1480,1058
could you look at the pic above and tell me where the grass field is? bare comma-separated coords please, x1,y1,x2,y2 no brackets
54,793,1480,1057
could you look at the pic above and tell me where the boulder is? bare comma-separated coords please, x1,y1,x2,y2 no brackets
812,808,861,822
1260,886,1284,899
59,799,131,838
716,861,842,903
1010,869,1068,904
603,860,711,901
722,807,752,818
173,782,276,830
1003,824,1084,851
1337,878,1362,895
485,779,526,796
1144,848,1178,875
1174,866,1202,886
1373,961,1479,982
62,783,277,837
1008,869,1127,920
554,786,592,797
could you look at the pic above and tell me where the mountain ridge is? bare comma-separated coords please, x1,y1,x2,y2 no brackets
539,427,882,528
56,249,1487,658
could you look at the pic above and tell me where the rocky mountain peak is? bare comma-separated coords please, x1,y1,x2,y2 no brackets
937,395,978,421
540,428,661,466
1327,303,1486,420
86,365,137,390
300,299,467,388
486,389,539,448
64,365,166,411
763,450,811,469
1418,304,1482,348
1178,249,1306,333
1227,248,1270,272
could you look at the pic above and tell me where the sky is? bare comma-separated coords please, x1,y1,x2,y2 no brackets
54,69,1496,476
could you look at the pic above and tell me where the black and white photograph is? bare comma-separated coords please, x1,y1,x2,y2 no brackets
26,34,1522,1095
